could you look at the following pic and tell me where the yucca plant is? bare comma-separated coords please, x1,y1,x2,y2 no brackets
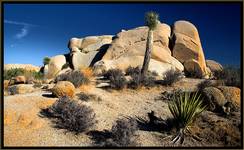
141,11,159,78
168,92,207,144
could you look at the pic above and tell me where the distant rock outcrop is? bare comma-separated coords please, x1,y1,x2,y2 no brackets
4,64,40,72
172,20,209,78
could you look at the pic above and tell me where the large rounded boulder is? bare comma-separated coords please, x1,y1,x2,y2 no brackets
94,23,184,75
217,86,240,106
206,59,223,73
202,87,227,112
51,81,75,98
46,55,66,79
172,20,209,78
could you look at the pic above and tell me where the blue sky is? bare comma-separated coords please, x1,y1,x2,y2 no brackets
3,3,241,67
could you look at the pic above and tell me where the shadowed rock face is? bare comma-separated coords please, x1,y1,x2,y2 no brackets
172,20,209,78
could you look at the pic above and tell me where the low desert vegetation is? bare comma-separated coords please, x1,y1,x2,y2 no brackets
4,68,44,81
168,92,207,144
126,66,157,89
101,118,138,147
77,92,102,102
55,70,90,88
214,66,240,88
161,69,183,86
103,69,127,90
41,96,96,134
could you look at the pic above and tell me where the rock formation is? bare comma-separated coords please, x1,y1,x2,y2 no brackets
68,35,113,70
42,20,212,79
4,64,40,72
93,23,184,75
172,20,209,78
45,55,66,79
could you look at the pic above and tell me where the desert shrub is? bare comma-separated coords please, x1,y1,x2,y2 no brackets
215,66,240,88
103,69,127,90
4,68,44,80
125,66,141,76
162,69,183,86
197,80,212,91
4,68,25,80
127,71,156,89
61,62,70,70
160,89,184,101
101,118,138,147
43,57,50,65
168,92,207,144
55,71,89,88
125,66,157,89
77,92,101,102
45,96,96,134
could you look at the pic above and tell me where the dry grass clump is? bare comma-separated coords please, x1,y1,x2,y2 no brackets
76,92,102,102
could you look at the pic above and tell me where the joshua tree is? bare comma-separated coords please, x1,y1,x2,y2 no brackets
141,11,159,77
43,56,50,65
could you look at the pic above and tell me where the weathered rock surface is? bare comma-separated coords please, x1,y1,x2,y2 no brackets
94,23,184,75
10,76,26,85
51,81,75,98
8,84,36,95
202,87,227,112
69,35,113,70
4,64,40,72
217,86,240,106
172,20,209,78
46,55,66,79
206,60,223,73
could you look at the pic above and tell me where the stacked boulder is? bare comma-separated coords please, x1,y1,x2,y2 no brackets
43,20,213,79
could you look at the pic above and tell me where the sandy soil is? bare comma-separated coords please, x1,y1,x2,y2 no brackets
3,78,241,147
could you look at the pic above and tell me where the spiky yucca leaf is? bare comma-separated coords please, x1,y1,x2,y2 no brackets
168,92,207,129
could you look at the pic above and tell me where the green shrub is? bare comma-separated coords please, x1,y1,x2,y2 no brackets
168,92,207,144
55,71,89,88
4,68,25,80
4,68,44,80
42,96,96,134
43,57,50,65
